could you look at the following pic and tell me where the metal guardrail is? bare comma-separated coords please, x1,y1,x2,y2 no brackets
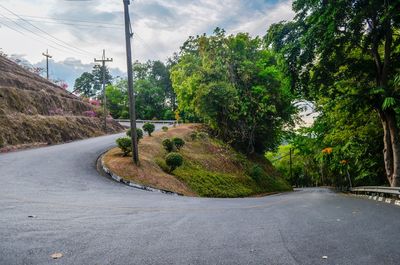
350,186,400,196
116,119,177,124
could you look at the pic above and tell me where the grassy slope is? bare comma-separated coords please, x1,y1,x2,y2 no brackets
104,124,292,197
0,55,123,148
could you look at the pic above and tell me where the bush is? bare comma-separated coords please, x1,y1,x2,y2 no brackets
249,164,265,183
172,137,185,150
197,132,208,140
165,152,183,172
189,131,197,141
0,138,4,148
126,128,143,142
120,110,129,119
162,139,175,153
163,109,175,120
162,126,168,132
116,137,132,156
142,122,155,136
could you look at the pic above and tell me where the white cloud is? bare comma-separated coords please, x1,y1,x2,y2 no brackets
0,0,294,86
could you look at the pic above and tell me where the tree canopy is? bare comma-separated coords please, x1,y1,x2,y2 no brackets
73,65,112,98
171,28,296,154
267,0,400,186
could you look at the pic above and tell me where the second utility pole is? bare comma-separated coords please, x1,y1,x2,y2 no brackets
94,49,113,132
123,0,139,164
42,49,52,80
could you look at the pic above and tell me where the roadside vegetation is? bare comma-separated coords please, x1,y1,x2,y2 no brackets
265,0,400,187
93,0,400,189
105,125,291,197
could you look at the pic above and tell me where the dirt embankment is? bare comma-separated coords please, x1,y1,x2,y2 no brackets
0,55,123,149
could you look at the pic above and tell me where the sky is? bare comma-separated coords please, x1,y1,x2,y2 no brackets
0,0,295,87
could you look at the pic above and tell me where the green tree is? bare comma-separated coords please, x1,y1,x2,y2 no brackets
142,122,155,136
105,79,128,119
135,79,166,119
171,28,296,154
133,60,176,119
267,0,400,186
74,65,113,98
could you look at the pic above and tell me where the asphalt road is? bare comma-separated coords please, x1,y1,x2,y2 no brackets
1,129,400,265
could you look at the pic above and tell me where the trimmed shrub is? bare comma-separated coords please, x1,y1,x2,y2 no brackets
142,122,155,136
165,152,183,172
172,137,185,150
162,126,168,132
116,137,132,156
189,131,197,141
126,128,143,142
162,139,175,153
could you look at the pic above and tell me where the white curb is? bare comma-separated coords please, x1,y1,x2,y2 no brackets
100,154,181,196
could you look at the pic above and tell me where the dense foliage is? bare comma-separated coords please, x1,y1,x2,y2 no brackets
171,28,296,154
105,60,176,120
165,152,183,172
162,139,175,153
116,137,132,157
126,128,143,143
172,137,185,150
266,0,400,186
142,122,155,136
74,65,112,97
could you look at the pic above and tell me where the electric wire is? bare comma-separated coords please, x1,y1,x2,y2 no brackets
0,4,97,57
0,12,87,57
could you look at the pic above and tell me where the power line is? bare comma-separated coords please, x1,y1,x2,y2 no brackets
0,16,123,29
17,14,124,26
0,12,84,56
0,18,26,36
0,4,97,57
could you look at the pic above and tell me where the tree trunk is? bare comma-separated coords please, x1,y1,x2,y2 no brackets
379,110,400,187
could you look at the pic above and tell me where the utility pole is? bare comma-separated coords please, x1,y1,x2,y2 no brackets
289,148,293,186
42,49,52,80
123,0,139,164
94,49,113,132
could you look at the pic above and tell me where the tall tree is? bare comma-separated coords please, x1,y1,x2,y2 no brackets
74,65,112,98
172,28,296,154
267,0,400,186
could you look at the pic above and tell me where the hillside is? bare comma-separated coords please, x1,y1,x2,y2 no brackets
103,124,292,197
0,55,123,149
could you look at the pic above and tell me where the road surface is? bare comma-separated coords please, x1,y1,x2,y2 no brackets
1,131,399,265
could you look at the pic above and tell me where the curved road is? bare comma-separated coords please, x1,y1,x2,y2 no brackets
1,132,400,265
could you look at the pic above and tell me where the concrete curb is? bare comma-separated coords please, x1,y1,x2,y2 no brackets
350,193,400,207
98,152,182,196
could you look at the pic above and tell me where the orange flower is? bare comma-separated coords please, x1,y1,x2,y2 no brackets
322,147,333,154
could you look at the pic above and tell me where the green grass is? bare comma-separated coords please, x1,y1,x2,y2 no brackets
173,162,254,197
153,126,292,198
159,158,291,198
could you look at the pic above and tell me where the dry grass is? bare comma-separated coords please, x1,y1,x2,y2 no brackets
0,55,124,148
103,124,292,197
0,113,122,147
103,125,197,196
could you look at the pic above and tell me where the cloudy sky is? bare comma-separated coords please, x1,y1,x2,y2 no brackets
0,0,294,86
